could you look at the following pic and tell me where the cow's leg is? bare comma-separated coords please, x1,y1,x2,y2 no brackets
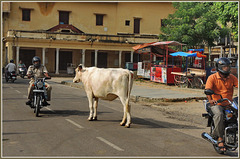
86,93,94,121
119,96,131,128
93,97,98,120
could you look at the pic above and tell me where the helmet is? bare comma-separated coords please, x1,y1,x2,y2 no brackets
216,57,231,76
32,56,41,68
10,59,14,63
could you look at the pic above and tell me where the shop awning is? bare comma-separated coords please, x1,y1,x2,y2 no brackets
151,41,186,46
170,52,197,57
170,52,207,58
132,41,186,51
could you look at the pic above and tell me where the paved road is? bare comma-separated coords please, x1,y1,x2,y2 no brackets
2,78,237,157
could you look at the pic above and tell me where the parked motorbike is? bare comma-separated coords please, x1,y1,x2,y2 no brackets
202,89,238,154
30,76,51,117
5,71,17,83
18,67,27,78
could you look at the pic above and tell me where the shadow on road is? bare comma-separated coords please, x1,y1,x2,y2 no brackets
131,117,201,129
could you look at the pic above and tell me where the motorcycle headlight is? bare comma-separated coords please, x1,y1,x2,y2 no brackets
37,81,43,88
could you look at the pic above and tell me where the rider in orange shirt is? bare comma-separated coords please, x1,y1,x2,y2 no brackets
205,57,238,152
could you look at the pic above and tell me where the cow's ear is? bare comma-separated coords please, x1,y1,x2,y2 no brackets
78,64,83,71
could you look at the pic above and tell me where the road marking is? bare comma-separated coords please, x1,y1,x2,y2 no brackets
23,95,28,98
9,87,13,89
45,107,55,113
65,119,84,129
96,137,124,151
15,90,21,94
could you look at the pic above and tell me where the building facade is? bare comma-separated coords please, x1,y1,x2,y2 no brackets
2,2,175,74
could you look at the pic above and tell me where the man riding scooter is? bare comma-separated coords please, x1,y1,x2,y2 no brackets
205,57,238,152
5,59,17,82
26,56,52,107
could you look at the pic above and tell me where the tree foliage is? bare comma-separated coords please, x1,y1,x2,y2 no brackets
159,2,237,48
212,2,238,41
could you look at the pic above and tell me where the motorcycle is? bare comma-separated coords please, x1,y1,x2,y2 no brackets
30,76,51,117
18,67,27,78
201,89,238,154
5,71,17,83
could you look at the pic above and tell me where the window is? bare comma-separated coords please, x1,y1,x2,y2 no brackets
125,20,130,26
96,14,103,26
22,9,31,21
134,18,140,34
59,11,69,24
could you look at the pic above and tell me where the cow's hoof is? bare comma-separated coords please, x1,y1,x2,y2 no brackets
88,117,93,121
125,124,130,128
93,117,97,120
120,122,125,126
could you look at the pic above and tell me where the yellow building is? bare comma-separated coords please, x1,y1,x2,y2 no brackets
2,2,175,74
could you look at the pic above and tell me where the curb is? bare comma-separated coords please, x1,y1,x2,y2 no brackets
60,81,206,103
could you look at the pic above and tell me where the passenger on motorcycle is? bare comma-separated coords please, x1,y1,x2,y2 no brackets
5,59,16,78
26,56,52,106
205,57,238,152
18,60,26,68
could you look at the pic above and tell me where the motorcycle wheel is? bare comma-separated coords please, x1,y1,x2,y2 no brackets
35,95,41,117
210,122,225,154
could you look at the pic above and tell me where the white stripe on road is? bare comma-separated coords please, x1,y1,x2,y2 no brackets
65,119,84,129
15,90,21,94
96,137,124,151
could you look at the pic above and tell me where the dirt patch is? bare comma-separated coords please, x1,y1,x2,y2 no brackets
136,100,207,126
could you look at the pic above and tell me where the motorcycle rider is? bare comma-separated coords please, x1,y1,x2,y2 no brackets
26,56,52,106
18,60,26,68
205,57,238,152
5,59,16,79
18,60,27,75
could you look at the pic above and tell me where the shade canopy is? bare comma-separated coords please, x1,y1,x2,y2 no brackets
170,52,197,57
132,41,186,51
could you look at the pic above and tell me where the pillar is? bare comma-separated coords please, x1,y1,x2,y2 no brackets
95,50,98,67
119,50,122,68
16,46,20,69
82,49,85,66
42,48,46,66
130,51,134,63
55,48,60,74
7,42,13,63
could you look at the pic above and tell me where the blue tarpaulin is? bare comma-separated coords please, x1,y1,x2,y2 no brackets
170,52,197,57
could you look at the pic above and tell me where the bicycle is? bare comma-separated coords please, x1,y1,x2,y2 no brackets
174,73,204,89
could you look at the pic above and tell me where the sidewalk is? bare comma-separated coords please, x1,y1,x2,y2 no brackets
51,77,206,102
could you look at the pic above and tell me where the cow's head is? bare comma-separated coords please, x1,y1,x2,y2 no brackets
73,64,84,83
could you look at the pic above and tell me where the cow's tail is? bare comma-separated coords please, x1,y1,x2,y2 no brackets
126,70,133,112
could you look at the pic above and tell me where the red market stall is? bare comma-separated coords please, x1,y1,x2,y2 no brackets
132,41,186,84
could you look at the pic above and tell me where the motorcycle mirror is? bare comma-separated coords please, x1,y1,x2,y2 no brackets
204,89,215,95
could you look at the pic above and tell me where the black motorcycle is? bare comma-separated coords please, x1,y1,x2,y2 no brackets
18,67,27,78
202,89,238,154
30,77,51,117
5,71,17,83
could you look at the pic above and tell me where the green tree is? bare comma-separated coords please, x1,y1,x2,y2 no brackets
160,2,220,49
212,2,238,41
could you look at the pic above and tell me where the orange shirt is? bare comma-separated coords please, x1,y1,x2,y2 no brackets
205,72,238,106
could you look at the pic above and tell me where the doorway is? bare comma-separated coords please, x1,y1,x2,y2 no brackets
19,49,36,68
91,52,108,68
56,51,72,71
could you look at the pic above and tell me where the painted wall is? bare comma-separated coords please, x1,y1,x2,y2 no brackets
3,2,175,36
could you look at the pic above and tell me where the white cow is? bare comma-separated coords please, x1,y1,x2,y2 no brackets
73,64,134,128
